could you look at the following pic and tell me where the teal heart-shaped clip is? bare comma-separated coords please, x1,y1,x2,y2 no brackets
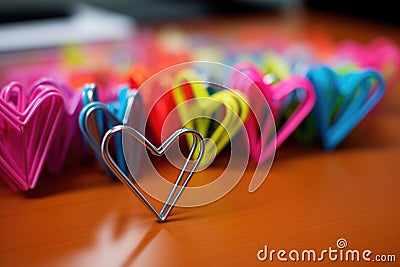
79,85,143,179
305,65,385,150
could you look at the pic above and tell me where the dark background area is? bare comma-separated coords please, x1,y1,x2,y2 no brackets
0,0,398,25
305,0,398,26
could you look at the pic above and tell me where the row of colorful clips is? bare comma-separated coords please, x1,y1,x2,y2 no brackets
0,57,387,192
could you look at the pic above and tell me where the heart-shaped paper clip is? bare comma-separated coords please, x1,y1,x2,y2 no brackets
28,78,84,173
334,37,400,87
81,83,110,143
260,51,292,82
305,65,385,150
79,85,143,179
101,126,204,221
80,82,121,152
0,81,64,191
233,62,315,163
171,69,250,167
261,48,320,145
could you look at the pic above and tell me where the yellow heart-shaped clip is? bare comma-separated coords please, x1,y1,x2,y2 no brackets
260,51,291,83
172,69,249,167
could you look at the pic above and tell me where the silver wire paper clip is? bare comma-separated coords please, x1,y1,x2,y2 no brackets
101,126,204,221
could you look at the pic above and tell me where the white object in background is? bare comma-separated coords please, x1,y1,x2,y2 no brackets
0,2,136,53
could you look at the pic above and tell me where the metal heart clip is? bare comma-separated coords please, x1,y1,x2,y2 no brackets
101,126,204,221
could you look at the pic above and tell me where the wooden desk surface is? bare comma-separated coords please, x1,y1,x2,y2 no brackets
1,9,399,267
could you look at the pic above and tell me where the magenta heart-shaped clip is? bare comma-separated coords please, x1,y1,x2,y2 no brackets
334,37,400,88
0,81,64,191
233,63,316,163
31,78,84,173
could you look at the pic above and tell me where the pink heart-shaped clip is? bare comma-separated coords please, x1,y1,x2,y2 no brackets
0,81,64,191
233,63,316,163
334,36,400,88
30,78,84,173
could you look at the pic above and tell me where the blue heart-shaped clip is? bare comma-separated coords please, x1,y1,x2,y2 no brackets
79,85,142,179
81,83,105,148
305,65,385,150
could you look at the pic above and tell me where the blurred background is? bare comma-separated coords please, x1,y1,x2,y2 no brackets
0,0,398,91
0,0,397,25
